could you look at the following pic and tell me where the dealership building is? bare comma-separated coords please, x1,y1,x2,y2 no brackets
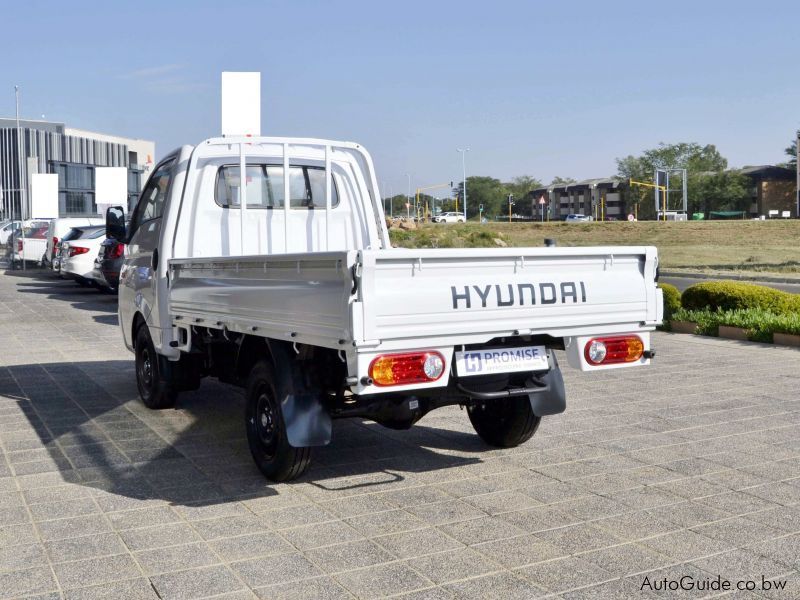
0,118,154,220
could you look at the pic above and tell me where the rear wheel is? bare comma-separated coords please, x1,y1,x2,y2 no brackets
245,360,312,482
467,397,541,447
135,325,177,409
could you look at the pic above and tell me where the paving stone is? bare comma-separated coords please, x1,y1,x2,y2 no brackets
254,576,352,600
52,554,141,589
373,527,462,558
518,556,615,593
134,541,220,575
305,539,394,573
46,532,127,563
407,547,498,583
231,553,322,587
63,578,160,600
0,566,59,597
209,531,295,562
105,506,181,530
150,565,245,599
473,533,567,568
580,542,675,577
443,571,545,599
119,522,201,551
334,562,432,599
37,514,112,541
192,514,270,541
0,543,48,573
281,520,364,550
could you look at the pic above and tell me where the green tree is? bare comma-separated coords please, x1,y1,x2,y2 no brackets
616,142,746,218
453,176,509,219
784,130,798,168
549,176,576,186
505,175,543,217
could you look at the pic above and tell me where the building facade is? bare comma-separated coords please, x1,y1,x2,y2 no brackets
741,165,797,218
0,118,154,220
530,178,625,221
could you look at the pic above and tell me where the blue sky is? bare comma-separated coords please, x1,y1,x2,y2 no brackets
1,0,798,195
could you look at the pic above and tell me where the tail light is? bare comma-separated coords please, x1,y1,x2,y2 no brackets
109,242,125,259
69,246,90,257
51,237,59,257
584,336,644,365
17,240,23,252
369,351,445,386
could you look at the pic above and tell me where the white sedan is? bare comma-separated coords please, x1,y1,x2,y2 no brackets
434,212,466,223
60,226,107,285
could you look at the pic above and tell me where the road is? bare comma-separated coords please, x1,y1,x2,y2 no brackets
663,275,800,293
0,269,799,598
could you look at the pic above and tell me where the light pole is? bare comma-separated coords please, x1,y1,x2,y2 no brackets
457,148,469,221
406,173,412,219
15,86,26,222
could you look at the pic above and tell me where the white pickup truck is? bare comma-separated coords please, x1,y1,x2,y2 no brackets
107,137,663,481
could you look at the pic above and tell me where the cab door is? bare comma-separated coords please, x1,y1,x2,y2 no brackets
119,156,176,350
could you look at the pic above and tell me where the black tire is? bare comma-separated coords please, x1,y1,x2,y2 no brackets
135,325,177,410
245,360,312,482
467,396,541,448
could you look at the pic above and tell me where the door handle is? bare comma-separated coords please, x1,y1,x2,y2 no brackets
152,248,158,272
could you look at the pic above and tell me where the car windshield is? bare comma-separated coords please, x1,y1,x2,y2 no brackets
78,227,105,239
23,226,49,238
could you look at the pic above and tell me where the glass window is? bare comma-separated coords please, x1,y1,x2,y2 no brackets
129,158,175,236
215,165,339,209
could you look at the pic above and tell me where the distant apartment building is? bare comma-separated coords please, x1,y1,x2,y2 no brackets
530,178,625,220
0,118,154,220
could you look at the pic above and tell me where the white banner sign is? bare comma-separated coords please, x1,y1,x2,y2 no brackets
31,174,59,218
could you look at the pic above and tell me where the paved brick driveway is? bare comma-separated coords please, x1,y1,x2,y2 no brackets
0,269,798,599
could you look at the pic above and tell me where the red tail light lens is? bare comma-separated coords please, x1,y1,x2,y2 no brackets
17,240,23,252
584,336,644,365
109,242,125,259
51,237,59,257
69,246,90,257
369,351,445,386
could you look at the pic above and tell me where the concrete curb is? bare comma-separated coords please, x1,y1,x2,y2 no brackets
660,270,800,285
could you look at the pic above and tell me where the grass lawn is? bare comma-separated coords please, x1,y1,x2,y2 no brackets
389,220,800,277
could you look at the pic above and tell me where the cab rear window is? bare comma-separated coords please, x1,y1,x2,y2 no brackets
215,165,339,209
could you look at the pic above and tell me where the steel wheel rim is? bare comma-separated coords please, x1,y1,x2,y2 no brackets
254,386,279,456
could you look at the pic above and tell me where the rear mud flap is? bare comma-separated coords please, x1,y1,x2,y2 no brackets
528,352,566,416
281,392,332,448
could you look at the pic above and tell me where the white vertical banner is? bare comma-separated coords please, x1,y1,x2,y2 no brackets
30,174,58,218
96,167,128,215
221,72,261,136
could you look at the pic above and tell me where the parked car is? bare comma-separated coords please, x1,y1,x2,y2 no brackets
565,214,593,222
59,226,107,285
0,220,21,246
434,212,466,223
93,237,125,291
52,226,90,273
109,136,662,482
44,217,104,269
10,220,53,268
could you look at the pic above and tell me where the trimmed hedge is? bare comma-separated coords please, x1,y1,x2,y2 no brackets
658,283,681,321
681,281,800,315
672,307,800,342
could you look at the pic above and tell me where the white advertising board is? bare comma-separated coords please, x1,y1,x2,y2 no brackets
96,167,128,215
31,174,59,218
221,71,261,136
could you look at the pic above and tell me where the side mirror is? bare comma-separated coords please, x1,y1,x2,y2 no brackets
106,206,127,242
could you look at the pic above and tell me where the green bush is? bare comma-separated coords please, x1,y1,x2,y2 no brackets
681,281,800,314
658,283,681,321
671,306,800,342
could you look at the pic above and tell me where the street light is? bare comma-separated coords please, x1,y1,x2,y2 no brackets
457,147,469,221
406,173,412,219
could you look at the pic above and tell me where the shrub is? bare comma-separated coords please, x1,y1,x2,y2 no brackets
670,306,800,342
681,281,800,314
658,283,681,321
